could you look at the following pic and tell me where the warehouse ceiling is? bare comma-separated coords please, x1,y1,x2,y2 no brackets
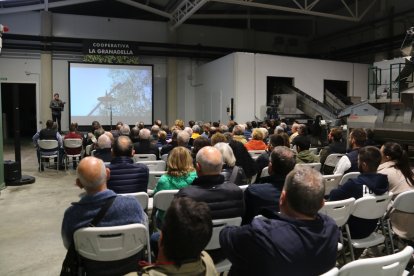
1,0,414,62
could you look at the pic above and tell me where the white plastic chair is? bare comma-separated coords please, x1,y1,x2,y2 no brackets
323,153,344,175
38,140,60,173
118,192,149,211
338,245,413,276
320,198,356,259
63,138,83,170
153,189,179,212
74,223,151,264
309,147,318,155
137,160,166,172
147,171,167,192
296,162,322,171
320,267,339,276
323,174,343,196
339,172,360,186
205,217,242,273
248,150,265,160
261,166,270,178
386,190,414,252
161,154,169,162
345,193,393,260
133,154,157,162
239,184,249,191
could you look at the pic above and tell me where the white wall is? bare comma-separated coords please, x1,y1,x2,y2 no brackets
195,54,235,123
195,52,370,123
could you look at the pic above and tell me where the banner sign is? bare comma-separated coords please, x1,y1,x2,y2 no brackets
83,40,138,56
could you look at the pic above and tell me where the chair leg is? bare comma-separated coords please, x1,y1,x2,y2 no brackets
345,224,355,261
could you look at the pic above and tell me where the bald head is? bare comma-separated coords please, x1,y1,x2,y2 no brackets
196,146,223,176
76,157,108,193
98,134,112,149
113,136,134,157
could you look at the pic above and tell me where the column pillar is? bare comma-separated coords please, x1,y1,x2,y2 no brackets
167,57,177,126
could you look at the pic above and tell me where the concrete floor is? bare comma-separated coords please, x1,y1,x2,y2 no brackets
0,140,81,275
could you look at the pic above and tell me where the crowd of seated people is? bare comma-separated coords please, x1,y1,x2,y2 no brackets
52,118,414,275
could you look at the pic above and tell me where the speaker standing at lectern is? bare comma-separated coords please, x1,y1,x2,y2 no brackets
50,93,65,133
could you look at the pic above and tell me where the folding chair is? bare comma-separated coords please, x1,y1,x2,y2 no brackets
320,198,356,261
205,217,242,273
338,245,413,276
339,172,360,186
74,223,151,275
137,160,166,172
248,150,265,160
323,153,344,175
386,190,414,253
118,192,149,212
296,162,322,171
344,193,393,260
38,140,60,173
63,138,83,170
133,154,157,162
319,267,339,276
153,190,179,213
323,174,343,196
261,166,269,178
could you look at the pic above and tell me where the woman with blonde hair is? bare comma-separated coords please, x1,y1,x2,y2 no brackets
244,128,267,151
153,146,197,195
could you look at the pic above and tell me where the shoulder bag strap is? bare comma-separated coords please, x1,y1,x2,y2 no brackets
88,196,116,227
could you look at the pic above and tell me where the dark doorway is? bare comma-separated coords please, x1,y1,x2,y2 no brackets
266,76,294,106
1,83,37,139
324,80,349,104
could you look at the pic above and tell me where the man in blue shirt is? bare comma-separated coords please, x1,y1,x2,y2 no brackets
220,166,339,276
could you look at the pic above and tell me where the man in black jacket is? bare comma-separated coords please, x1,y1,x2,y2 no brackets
243,146,296,224
107,136,149,194
133,128,159,159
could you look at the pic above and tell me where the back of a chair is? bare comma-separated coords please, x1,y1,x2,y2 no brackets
324,154,345,168
205,217,242,251
296,162,322,171
239,185,249,191
38,140,59,151
320,267,339,276
352,193,393,220
137,160,166,172
338,245,413,276
320,198,356,227
153,189,179,212
161,154,169,162
339,172,360,186
148,171,167,190
309,148,318,155
64,138,83,149
118,192,149,211
249,150,265,160
74,223,148,262
392,190,414,213
323,174,343,196
133,154,157,162
261,166,269,178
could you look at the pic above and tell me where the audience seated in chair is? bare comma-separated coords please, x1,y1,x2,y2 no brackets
152,146,197,225
139,197,216,275
214,142,248,186
107,136,149,194
32,119,65,170
329,146,389,239
176,146,244,263
378,142,414,243
319,127,346,165
61,157,146,275
94,134,113,163
133,128,160,159
334,128,367,175
232,125,247,144
294,135,320,164
255,134,286,179
63,122,84,169
219,166,339,276
244,128,267,151
243,146,296,224
229,140,258,181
